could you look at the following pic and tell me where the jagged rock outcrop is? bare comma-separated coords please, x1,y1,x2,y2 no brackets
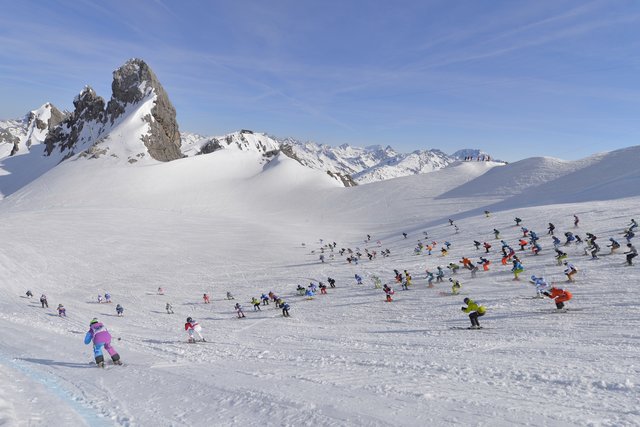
44,58,182,162
107,59,182,161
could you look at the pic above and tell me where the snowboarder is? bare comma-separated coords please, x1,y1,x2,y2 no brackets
461,297,486,328
40,294,48,308
25,290,33,298
625,243,637,266
542,287,573,310
280,301,291,317
57,304,66,317
165,302,174,314
251,297,261,311
84,318,122,367
226,291,234,300
115,304,124,317
563,261,578,282
203,293,210,304
184,317,205,343
234,303,245,318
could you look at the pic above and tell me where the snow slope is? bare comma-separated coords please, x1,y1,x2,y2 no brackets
0,146,638,426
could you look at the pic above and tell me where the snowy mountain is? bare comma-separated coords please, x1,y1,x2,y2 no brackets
1,58,495,198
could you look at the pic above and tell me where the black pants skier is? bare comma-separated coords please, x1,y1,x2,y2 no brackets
41,299,48,308
556,301,565,309
469,311,484,327
282,308,290,317
627,253,637,265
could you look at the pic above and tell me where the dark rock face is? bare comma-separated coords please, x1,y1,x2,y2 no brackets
45,87,106,156
107,58,182,162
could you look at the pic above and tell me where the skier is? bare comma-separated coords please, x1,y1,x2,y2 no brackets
203,293,210,304
589,241,600,259
251,297,261,311
402,232,408,239
436,266,445,282
372,275,382,289
234,303,245,318
514,217,522,226
493,229,500,239
319,282,328,294
574,214,579,227
552,236,561,248
555,248,568,265
623,229,635,243
84,318,122,367
104,293,112,303
57,304,66,317
355,274,363,285
547,223,555,235
157,287,164,295
608,238,621,253
542,287,573,310
319,254,325,263
280,301,291,317
564,232,575,245
521,227,529,237
226,291,234,300
184,317,205,343
296,285,306,296
473,240,481,250
115,304,124,317
25,290,33,298
483,242,492,253
447,263,460,274
165,302,174,314
563,261,578,282
484,210,491,218
383,284,394,302
327,277,336,288
479,257,491,271
425,270,435,288
530,275,550,298
511,259,524,281
629,219,638,232
40,294,48,308
625,243,638,266
449,278,462,295
518,239,528,251
97,294,103,304
305,288,315,300
461,297,486,328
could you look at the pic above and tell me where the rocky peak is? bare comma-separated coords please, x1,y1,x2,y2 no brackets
73,86,106,123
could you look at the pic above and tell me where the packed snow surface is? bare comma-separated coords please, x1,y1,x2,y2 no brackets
0,146,639,426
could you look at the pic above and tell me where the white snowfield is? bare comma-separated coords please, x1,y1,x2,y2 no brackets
0,145,639,426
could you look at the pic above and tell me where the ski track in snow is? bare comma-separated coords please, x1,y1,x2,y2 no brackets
0,156,639,426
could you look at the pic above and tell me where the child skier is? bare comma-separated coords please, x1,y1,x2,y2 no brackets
530,275,550,298
461,297,486,328
251,297,261,311
511,259,524,281
203,293,210,304
625,243,638,265
563,261,578,281
542,287,573,310
383,284,394,302
57,304,66,317
165,302,174,314
449,278,462,295
184,317,205,342
115,304,124,317
280,301,291,317
84,318,122,367
234,303,245,318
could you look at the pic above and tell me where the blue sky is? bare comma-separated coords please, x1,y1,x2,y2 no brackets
1,0,639,161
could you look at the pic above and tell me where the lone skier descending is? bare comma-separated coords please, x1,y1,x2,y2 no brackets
84,318,122,367
461,297,486,328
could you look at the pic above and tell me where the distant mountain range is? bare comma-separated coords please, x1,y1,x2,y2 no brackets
0,58,498,197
